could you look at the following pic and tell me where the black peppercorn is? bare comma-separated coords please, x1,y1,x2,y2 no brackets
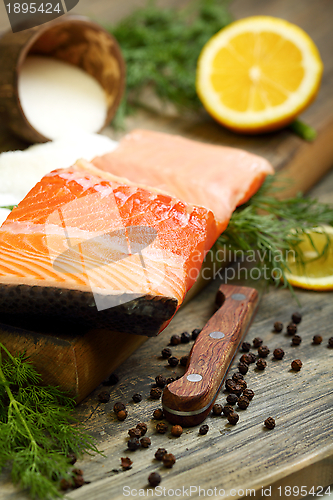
140,437,151,448
292,335,302,345
192,328,201,340
232,384,243,396
248,352,257,364
132,393,142,403
171,425,183,437
60,478,71,491
103,373,119,386
232,373,244,382
98,391,110,403
128,428,141,439
113,402,126,414
240,353,253,365
181,331,191,343
225,379,236,392
180,355,189,367
117,410,128,421
291,359,302,371
161,347,172,359
150,387,163,400
148,472,161,487
127,438,140,451
328,337,333,347
226,394,239,405
273,321,283,332
155,375,167,388
153,408,164,420
222,405,234,416
227,412,239,425
273,348,285,360
253,337,263,348
121,457,132,470
256,358,267,370
313,335,323,345
72,468,83,477
237,379,247,391
238,363,249,375
291,312,302,324
287,323,297,335
67,453,77,465
241,341,251,352
243,389,254,401
264,417,275,429
163,453,176,468
237,396,250,410
212,403,223,415
199,424,209,435
166,377,175,385
258,346,270,358
136,422,148,436
170,335,181,345
156,422,168,434
168,356,179,367
155,448,167,461
73,475,85,488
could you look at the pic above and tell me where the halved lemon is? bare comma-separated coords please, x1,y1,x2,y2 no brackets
285,226,333,290
196,16,323,133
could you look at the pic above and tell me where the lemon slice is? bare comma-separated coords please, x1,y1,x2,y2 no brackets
196,16,323,133
285,226,333,290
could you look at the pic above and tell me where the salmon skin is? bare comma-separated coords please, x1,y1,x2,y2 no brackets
0,160,219,336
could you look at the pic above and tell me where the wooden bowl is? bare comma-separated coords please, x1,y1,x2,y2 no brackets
0,15,126,143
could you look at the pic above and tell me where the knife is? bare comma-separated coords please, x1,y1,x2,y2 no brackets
162,273,263,427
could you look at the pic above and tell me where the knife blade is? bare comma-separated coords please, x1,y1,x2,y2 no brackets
162,265,264,427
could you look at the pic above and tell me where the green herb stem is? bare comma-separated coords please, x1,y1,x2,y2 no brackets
289,119,317,141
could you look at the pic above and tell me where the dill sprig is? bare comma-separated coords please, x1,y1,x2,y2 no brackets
0,343,99,499
217,176,333,288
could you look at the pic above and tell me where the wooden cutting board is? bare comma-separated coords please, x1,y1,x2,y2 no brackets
0,0,333,405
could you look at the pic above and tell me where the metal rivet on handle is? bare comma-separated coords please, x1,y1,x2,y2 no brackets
231,293,246,301
187,374,202,382
209,331,225,339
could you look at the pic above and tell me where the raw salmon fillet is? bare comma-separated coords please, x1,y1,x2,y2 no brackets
92,129,274,225
0,160,218,336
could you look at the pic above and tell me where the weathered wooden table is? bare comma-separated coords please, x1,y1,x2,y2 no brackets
0,0,333,499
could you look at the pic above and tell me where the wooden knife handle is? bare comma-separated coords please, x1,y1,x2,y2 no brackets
162,284,259,427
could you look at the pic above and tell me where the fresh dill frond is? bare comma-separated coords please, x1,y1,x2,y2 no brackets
0,343,100,499
217,175,333,289
0,205,16,210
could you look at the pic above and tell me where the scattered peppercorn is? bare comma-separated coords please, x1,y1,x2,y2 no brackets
273,321,283,332
199,424,209,435
73,475,85,488
127,438,140,451
287,323,297,335
132,393,142,403
264,417,275,429
156,422,168,434
212,403,223,415
238,363,249,375
232,373,244,382
180,355,189,367
72,468,83,477
226,394,238,405
140,436,151,448
166,377,175,385
232,384,243,397
163,453,176,468
241,341,251,352
155,375,167,388
98,391,110,403
136,422,148,436
227,412,239,425
256,358,267,370
292,335,302,346
258,346,270,358
153,408,164,420
168,356,179,367
60,478,71,491
273,348,285,360
161,347,172,359
148,472,161,487
121,457,133,470
248,352,257,363
328,337,333,347
237,396,250,410
237,379,247,391
313,335,323,345
170,334,181,345
67,453,77,465
103,373,119,386
243,389,254,401
113,402,126,414
150,387,163,400
240,353,253,365
155,448,167,461
292,312,302,324
222,405,234,416
225,379,236,392
171,425,183,437
117,410,128,421
192,328,201,340
181,331,191,343
253,337,263,348
128,428,142,439
291,359,302,371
